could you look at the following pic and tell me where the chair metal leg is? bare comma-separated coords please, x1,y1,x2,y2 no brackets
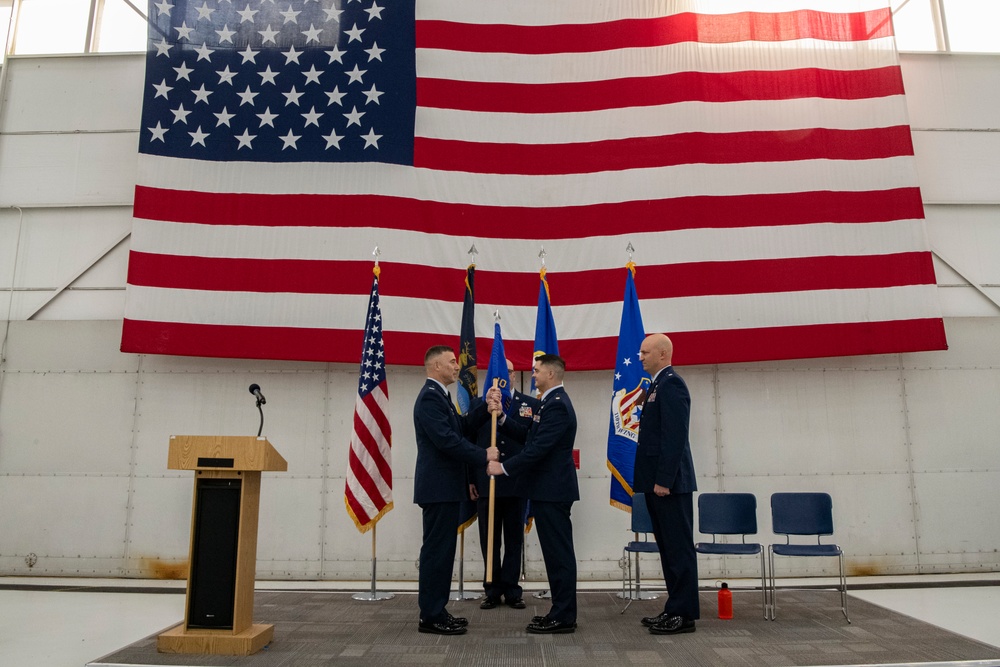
758,550,768,620
621,559,635,613
621,572,638,614
620,548,634,613
767,548,849,623
635,553,642,600
621,548,628,600
839,551,850,624
767,547,776,620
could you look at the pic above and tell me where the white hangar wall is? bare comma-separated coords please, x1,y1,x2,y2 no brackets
0,52,998,581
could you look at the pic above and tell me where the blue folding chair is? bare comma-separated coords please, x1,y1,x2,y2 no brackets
768,492,849,622
620,492,660,612
694,493,767,619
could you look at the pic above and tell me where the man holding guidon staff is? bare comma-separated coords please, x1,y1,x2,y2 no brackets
487,354,579,634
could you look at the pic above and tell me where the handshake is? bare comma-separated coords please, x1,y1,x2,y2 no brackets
482,435,502,476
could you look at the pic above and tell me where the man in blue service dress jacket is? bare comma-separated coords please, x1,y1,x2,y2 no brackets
633,333,700,635
471,359,538,611
413,345,498,635
487,354,579,634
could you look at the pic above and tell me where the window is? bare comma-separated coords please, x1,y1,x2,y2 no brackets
0,0,13,65
11,0,90,55
94,0,146,53
943,0,1000,53
892,0,941,52
4,0,1000,58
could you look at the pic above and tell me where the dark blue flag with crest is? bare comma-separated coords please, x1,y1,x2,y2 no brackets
607,264,650,511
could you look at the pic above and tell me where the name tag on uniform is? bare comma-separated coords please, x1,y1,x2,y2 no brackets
519,404,533,418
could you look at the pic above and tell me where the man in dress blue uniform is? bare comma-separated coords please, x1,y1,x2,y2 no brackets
487,354,579,634
471,359,538,611
413,345,498,635
633,333,700,634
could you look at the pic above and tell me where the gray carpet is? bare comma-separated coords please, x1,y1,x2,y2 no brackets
89,589,1000,667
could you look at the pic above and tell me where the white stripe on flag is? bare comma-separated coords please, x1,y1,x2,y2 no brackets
123,284,941,335
417,37,900,84
416,96,910,144
416,0,893,23
129,218,930,268
137,155,921,204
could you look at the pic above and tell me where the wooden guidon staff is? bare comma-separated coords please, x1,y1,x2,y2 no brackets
485,377,499,584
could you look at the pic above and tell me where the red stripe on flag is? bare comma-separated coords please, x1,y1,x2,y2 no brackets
126,252,376,294
668,318,948,366
364,391,392,448
417,68,905,113
344,486,373,524
133,187,925,233
414,127,915,175
127,252,937,303
505,320,949,368
356,393,392,481
417,9,894,54
347,443,387,514
121,318,947,369
539,253,938,304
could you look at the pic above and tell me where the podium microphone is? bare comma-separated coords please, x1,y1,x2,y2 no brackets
249,383,266,405
249,383,266,436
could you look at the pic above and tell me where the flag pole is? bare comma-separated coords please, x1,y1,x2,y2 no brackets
450,526,479,600
451,530,475,600
451,252,481,601
352,523,394,601
351,249,393,602
486,377,499,584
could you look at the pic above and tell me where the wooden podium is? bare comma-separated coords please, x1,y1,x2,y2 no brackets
157,435,287,656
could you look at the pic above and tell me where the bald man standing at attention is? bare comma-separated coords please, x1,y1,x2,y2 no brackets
633,333,700,635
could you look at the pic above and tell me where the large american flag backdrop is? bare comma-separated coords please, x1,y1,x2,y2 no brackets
122,0,947,369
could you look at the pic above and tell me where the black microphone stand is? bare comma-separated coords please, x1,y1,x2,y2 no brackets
256,396,264,437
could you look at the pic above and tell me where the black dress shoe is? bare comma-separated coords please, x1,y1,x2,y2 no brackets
505,596,526,609
526,617,576,634
640,611,670,627
446,613,468,627
648,616,695,635
480,596,500,610
531,614,549,624
418,619,467,635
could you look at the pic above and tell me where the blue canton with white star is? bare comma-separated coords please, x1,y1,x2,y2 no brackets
140,0,416,164
358,274,386,396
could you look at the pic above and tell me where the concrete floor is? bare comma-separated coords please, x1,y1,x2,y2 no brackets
0,575,998,666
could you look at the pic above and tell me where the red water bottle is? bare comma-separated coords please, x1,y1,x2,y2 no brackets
718,582,733,619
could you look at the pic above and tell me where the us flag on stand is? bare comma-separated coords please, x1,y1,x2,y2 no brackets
122,0,946,369
345,266,392,533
